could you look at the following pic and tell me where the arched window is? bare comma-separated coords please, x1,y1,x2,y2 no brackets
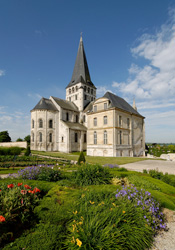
49,119,53,128
119,131,122,145
32,120,34,128
49,133,52,143
104,116,107,125
39,119,43,128
84,133,86,143
72,87,74,93
88,87,90,93
94,131,97,144
104,130,107,144
32,133,34,142
76,85,78,91
76,115,78,123
39,132,42,142
94,117,97,126
66,112,69,121
69,88,71,94
75,132,78,143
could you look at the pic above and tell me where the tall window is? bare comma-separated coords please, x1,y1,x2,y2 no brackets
119,131,122,145
39,119,43,128
49,119,53,128
88,87,90,93
39,132,42,142
94,117,97,126
84,94,87,100
76,85,78,91
94,131,97,144
84,133,86,143
72,87,74,93
104,116,107,125
32,120,34,128
32,133,34,142
91,89,93,95
66,112,69,121
127,118,130,129
83,115,86,122
75,94,77,100
69,88,71,94
75,132,78,143
84,86,86,92
104,130,107,144
76,115,78,123
94,105,97,112
49,133,52,143
104,103,107,110
119,116,122,127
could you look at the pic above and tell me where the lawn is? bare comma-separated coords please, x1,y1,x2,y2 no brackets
31,150,149,165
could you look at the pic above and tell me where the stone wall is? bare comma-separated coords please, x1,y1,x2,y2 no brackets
0,141,27,148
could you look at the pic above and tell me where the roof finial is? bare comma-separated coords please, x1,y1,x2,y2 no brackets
133,97,137,111
80,32,83,41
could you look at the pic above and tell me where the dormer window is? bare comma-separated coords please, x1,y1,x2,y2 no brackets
104,103,107,110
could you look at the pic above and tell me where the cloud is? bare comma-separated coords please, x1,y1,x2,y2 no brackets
96,86,114,97
28,93,42,100
0,70,5,76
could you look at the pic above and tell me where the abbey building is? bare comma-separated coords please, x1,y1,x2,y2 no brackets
31,37,145,157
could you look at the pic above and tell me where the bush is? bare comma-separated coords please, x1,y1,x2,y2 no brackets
24,146,31,156
72,163,113,186
0,147,22,156
77,151,86,165
65,187,165,249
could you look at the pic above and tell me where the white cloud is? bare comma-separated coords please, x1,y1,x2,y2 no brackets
96,86,114,97
28,93,42,100
0,70,5,76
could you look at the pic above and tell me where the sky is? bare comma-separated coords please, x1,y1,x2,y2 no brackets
0,0,175,143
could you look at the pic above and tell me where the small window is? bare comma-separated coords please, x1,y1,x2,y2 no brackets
61,136,64,142
75,94,77,100
39,132,42,142
94,117,97,126
119,131,122,145
32,120,34,128
84,86,86,92
69,88,71,94
49,119,53,128
49,133,52,143
72,87,74,93
104,130,107,144
119,116,122,127
104,103,107,110
84,133,86,143
104,116,107,125
75,132,78,143
39,119,43,128
66,112,69,121
32,133,34,142
94,131,97,144
127,118,130,129
88,87,90,93
94,105,97,112
76,86,78,91
84,94,87,100
91,89,93,95
128,134,130,145
76,115,78,123
83,115,86,122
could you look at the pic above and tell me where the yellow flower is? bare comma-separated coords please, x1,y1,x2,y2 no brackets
79,221,83,225
72,224,76,232
110,208,113,211
81,194,85,198
89,201,95,204
73,211,78,214
76,238,82,247
112,203,116,207
122,211,126,214
81,216,84,221
71,237,75,243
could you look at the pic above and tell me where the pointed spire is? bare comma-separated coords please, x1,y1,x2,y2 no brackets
133,97,137,111
66,36,95,88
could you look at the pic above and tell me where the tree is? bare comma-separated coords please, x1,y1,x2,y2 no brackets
78,151,86,165
16,138,23,142
0,131,11,142
25,146,31,156
24,135,30,144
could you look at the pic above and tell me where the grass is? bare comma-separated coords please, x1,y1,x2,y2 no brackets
31,150,149,165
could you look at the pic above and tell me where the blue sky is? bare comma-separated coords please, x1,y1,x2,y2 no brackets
0,0,175,143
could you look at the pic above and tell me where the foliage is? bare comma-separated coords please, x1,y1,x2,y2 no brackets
0,182,42,247
65,187,164,249
148,143,175,156
0,147,22,156
77,151,86,165
16,138,23,142
15,165,63,182
127,175,161,191
72,163,113,186
24,146,31,156
148,169,175,188
24,135,30,144
0,131,11,142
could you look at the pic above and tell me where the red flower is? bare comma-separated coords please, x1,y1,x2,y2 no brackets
28,190,35,194
0,189,1,191
18,183,23,186
21,190,27,195
7,184,14,189
33,187,41,193
24,185,31,189
0,215,5,222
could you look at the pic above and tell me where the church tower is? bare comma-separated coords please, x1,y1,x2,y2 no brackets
66,35,96,111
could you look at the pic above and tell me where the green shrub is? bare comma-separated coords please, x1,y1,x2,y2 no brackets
128,175,161,191
0,147,22,156
24,146,31,156
149,169,164,179
77,151,86,165
72,163,113,186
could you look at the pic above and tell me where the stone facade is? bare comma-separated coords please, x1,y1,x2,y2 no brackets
30,37,145,157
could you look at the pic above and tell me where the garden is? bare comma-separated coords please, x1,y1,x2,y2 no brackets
1,148,175,249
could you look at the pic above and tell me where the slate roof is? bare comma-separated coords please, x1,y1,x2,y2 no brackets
62,121,87,131
66,36,95,89
31,97,58,111
103,92,144,117
51,96,79,111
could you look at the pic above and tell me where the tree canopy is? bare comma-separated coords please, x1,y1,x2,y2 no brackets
0,131,11,142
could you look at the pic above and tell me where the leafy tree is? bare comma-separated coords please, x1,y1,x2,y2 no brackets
0,131,11,142
25,146,31,156
24,135,30,144
16,138,23,142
